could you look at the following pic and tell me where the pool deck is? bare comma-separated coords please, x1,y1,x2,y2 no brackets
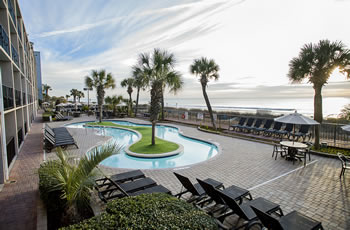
3,115,349,229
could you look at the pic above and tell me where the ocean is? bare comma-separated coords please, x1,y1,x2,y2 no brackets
161,97,350,118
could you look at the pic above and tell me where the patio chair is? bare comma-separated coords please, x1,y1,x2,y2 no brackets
251,206,324,230
196,179,252,215
246,119,263,133
296,142,313,166
293,125,311,141
264,122,282,136
216,189,283,230
173,172,224,203
95,170,146,189
337,153,350,179
272,144,287,160
254,119,273,135
97,177,171,203
240,118,255,132
230,117,247,131
274,123,293,139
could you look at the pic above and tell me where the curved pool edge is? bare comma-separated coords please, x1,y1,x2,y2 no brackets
85,124,184,158
65,119,222,170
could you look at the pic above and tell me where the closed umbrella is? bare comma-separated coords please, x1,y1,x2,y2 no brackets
274,111,319,143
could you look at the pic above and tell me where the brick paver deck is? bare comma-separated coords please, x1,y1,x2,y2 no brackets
4,115,349,229
61,117,349,229
0,115,43,230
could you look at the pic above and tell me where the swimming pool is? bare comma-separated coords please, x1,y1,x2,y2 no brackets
66,121,218,169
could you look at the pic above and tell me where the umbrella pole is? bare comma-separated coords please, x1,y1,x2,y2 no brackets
293,125,295,144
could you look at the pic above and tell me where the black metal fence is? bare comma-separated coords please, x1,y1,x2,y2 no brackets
164,108,350,149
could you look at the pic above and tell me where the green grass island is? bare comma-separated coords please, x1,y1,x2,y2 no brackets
85,122,182,157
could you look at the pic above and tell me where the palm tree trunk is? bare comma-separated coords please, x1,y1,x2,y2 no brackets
161,88,164,121
135,87,140,116
313,85,323,149
201,84,216,130
74,96,77,111
128,93,132,117
152,121,156,145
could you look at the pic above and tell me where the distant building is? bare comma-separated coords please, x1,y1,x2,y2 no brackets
0,0,38,184
34,51,42,101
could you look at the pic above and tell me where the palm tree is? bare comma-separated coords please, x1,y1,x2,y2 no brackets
77,91,84,103
85,70,116,123
105,95,123,116
190,57,220,130
38,144,119,225
42,84,52,102
65,94,70,102
288,40,350,149
70,89,80,111
120,78,135,116
136,49,183,145
131,66,147,116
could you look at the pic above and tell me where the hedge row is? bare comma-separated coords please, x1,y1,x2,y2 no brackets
61,193,218,230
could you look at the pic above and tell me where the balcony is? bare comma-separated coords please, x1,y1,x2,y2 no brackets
8,0,16,25
17,23,21,40
0,24,10,55
22,92,26,105
2,85,14,110
11,44,19,66
15,89,21,106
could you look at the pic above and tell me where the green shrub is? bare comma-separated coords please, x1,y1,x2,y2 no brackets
312,146,350,156
62,193,218,230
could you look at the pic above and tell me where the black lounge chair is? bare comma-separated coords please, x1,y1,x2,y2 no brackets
97,177,166,202
293,125,311,141
55,112,72,121
174,172,224,203
196,179,252,215
44,132,78,152
95,170,146,188
216,189,283,230
251,206,324,230
246,119,263,133
230,117,247,131
275,123,293,138
240,118,255,132
264,122,283,136
254,119,273,135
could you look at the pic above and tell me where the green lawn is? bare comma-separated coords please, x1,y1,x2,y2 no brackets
87,122,179,154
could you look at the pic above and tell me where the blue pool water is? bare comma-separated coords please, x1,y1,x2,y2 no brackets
66,121,218,169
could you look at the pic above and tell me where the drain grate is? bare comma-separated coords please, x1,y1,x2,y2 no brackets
6,180,17,184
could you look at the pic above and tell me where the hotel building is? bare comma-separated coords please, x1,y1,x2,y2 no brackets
0,0,38,184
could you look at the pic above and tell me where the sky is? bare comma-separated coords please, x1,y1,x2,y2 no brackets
18,0,350,107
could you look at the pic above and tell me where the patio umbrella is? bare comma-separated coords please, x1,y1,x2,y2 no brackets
341,125,350,132
274,111,319,143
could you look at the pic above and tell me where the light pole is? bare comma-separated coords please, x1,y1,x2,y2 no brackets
83,87,92,116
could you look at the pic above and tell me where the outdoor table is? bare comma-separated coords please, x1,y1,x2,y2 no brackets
280,141,307,162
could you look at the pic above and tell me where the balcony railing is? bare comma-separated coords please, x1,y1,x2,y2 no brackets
2,85,14,110
0,24,10,55
15,89,21,106
11,45,19,67
8,0,16,25
22,92,26,105
24,122,27,134
6,136,15,167
17,128,23,148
